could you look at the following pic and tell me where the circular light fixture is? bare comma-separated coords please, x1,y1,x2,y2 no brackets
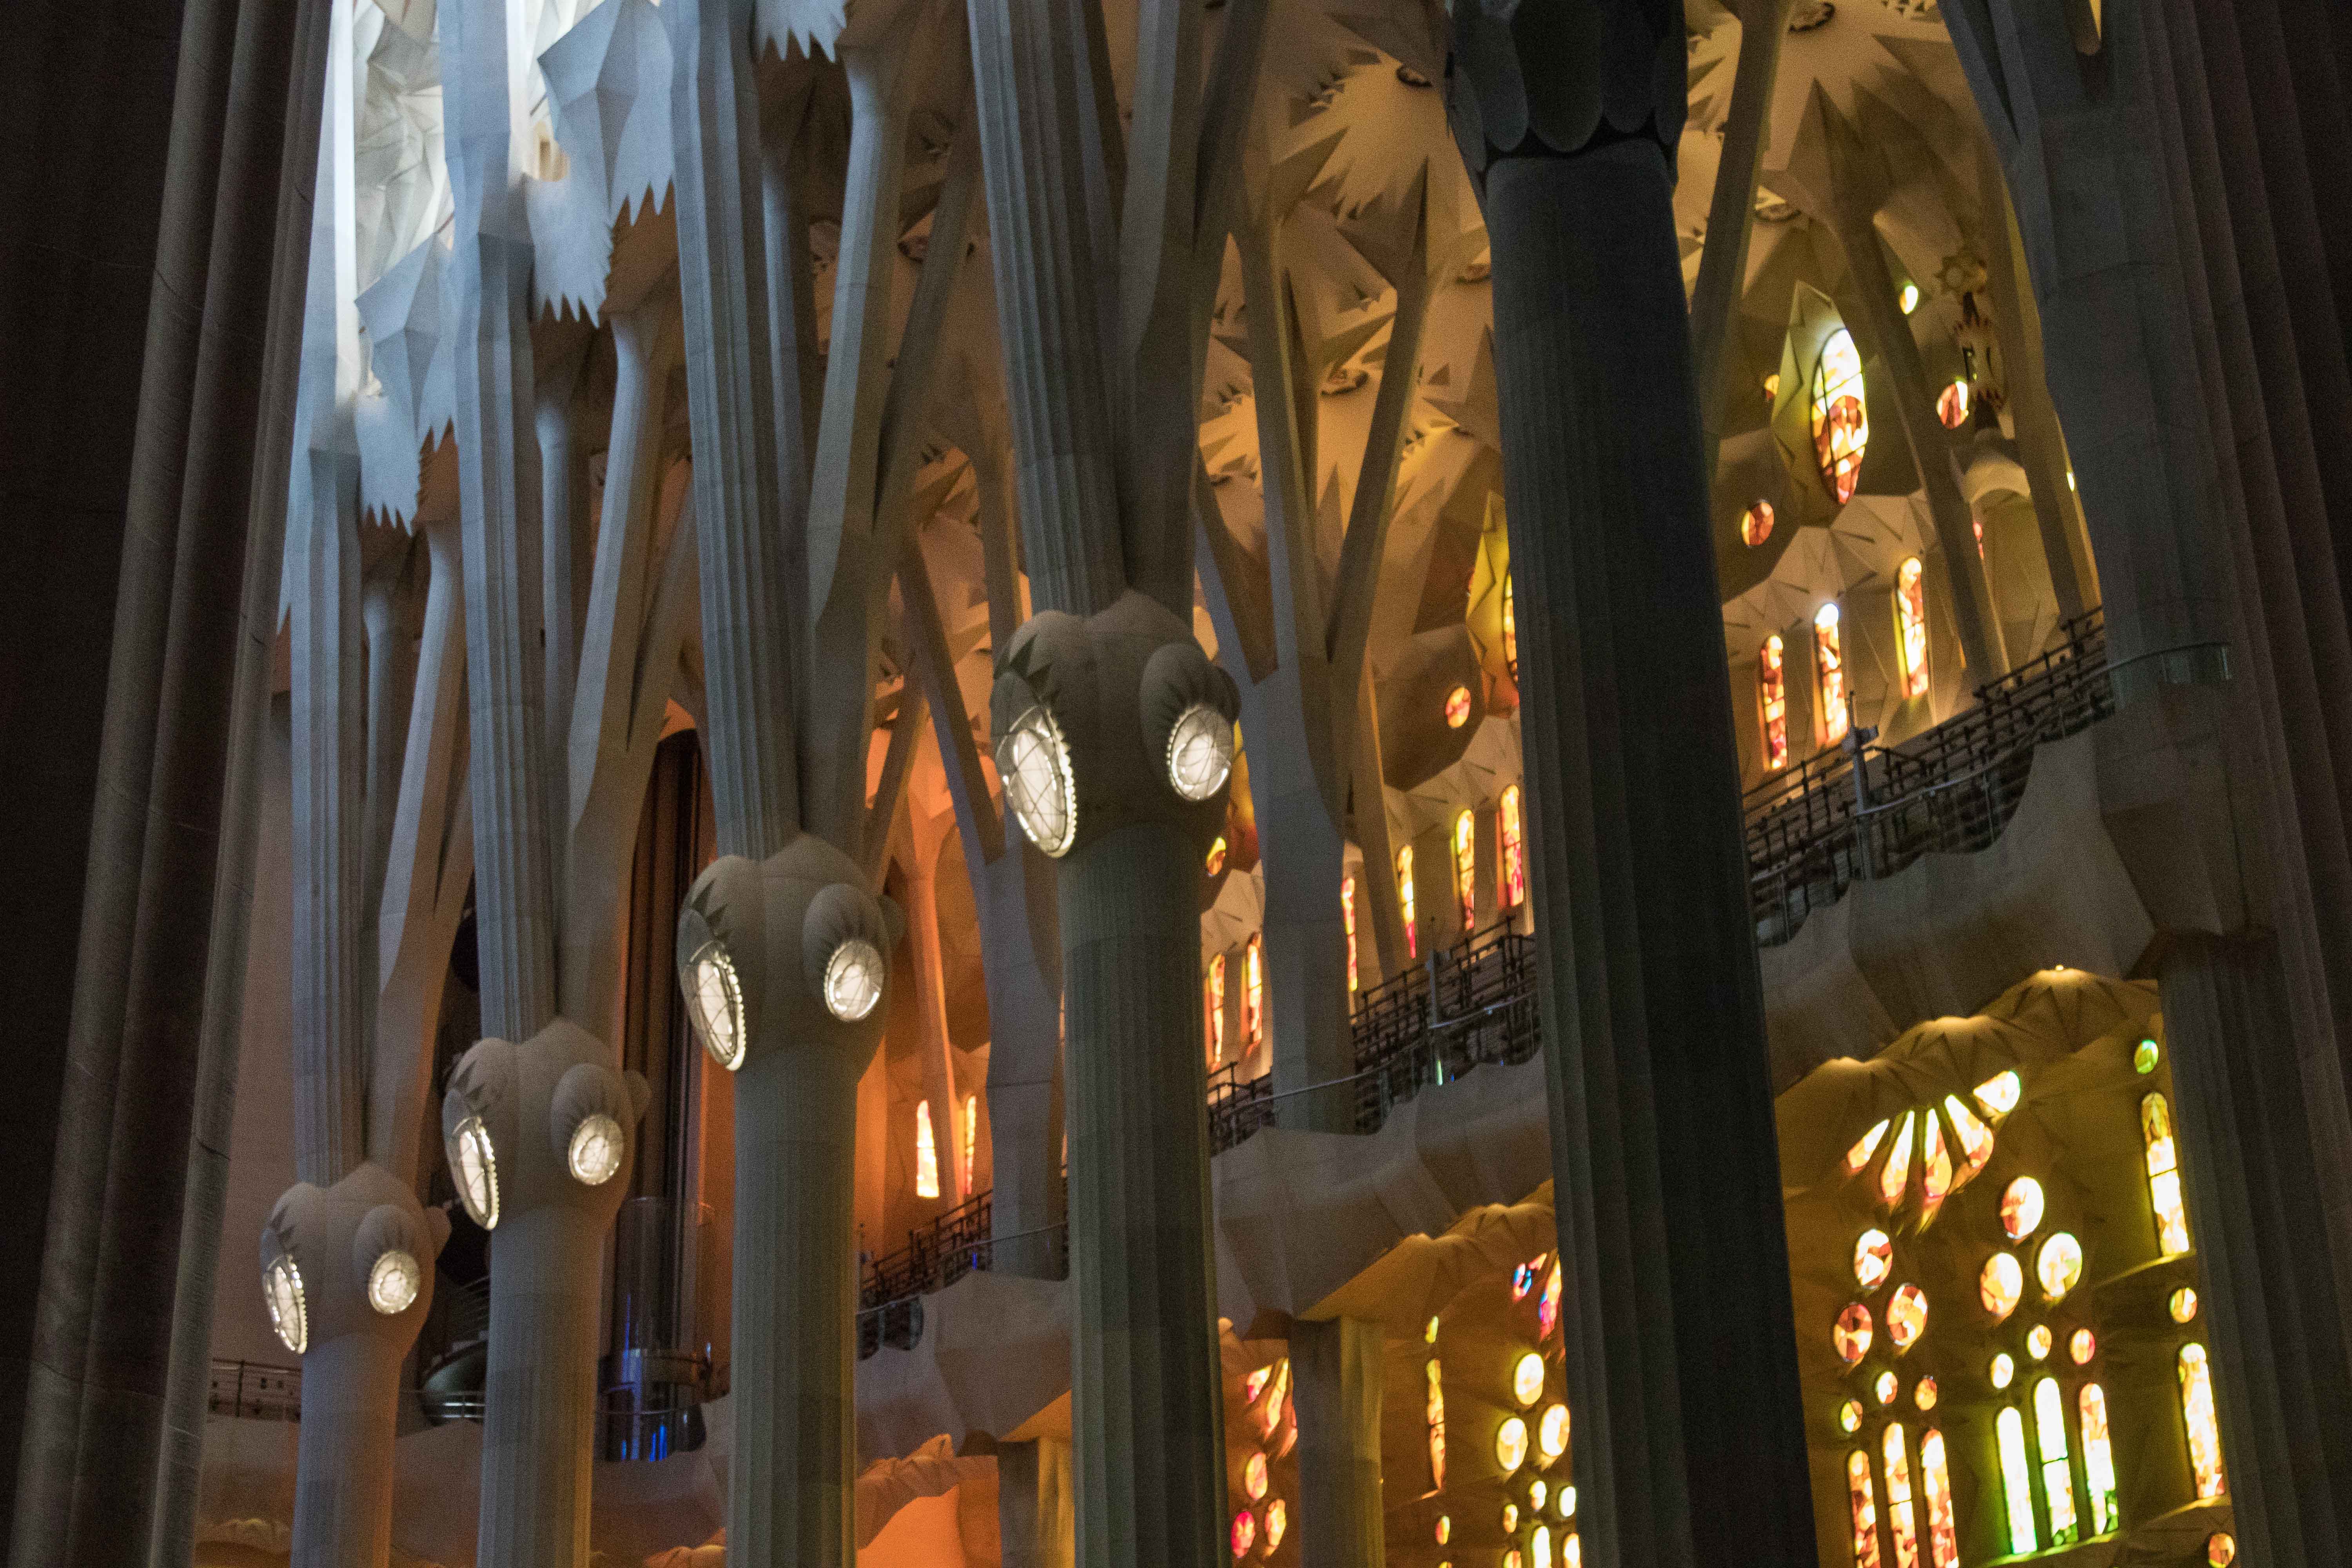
451,1114,501,1229
1853,1228,1892,1289
2069,1328,2097,1365
1989,1351,2015,1389
1166,702,1235,801
2000,1176,2045,1240
367,1248,422,1316
2036,1232,2083,1301
1914,1376,1938,1412
997,705,1077,856
822,938,886,1023
568,1112,624,1187
1494,1415,1529,1473
1980,1252,2023,1321
1512,1351,1546,1407
263,1253,308,1356
688,943,746,1071
2170,1286,2200,1323
1444,685,1473,729
1537,1403,1570,1461
1836,1398,1862,1434
2026,1323,2053,1361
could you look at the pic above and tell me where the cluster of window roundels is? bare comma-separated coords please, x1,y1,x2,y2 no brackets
1424,1255,1576,1568
1835,1042,2227,1568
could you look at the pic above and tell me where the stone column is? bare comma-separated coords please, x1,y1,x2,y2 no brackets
997,1438,1076,1568
1446,11,1816,1567
1289,1318,1383,1568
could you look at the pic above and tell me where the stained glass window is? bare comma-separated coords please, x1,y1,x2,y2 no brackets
1996,1407,2039,1554
2069,1328,2097,1365
1887,1284,1928,1350
2036,1232,2083,1301
1503,576,1517,676
2142,1093,2192,1256
1425,1356,1446,1490
1231,1510,1255,1557
2209,1534,2237,1567
2001,1176,2044,1240
1980,1252,2024,1321
1914,1377,1937,1412
1206,834,1227,875
1846,1448,1883,1568
1874,1369,1900,1406
1896,559,1929,699
2078,1383,2120,1534
1244,1452,1269,1500
1920,1112,1953,1219
915,1100,940,1200
1206,953,1226,1067
1445,685,1472,728
1990,1352,2015,1390
1836,1303,1874,1364
1855,1229,1893,1290
1397,847,1417,960
1918,1429,1960,1568
962,1094,977,1197
1945,1096,1994,1176
2178,1343,2227,1499
1513,1352,1545,1407
1812,328,1871,503
1838,1399,1864,1433
1538,1402,1570,1461
1883,1425,1921,1568
1761,634,1791,771
1817,603,1851,747
1879,1110,1916,1209
2034,1376,2079,1544
1452,809,1477,932
1742,501,1776,546
1974,1069,2022,1116
1846,1118,1891,1174
1937,380,1970,430
1500,786,1528,910
1341,876,1358,993
1244,935,1264,1049
2170,1287,2199,1323
1539,1259,1562,1339
1495,1416,1529,1472
2027,1324,2054,1361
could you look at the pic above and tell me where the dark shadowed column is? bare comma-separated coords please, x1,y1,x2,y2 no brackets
1445,9,1816,1567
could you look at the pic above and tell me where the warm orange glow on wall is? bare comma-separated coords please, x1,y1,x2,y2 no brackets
1341,875,1359,992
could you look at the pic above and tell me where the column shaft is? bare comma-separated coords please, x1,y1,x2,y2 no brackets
473,1205,609,1567
1290,1317,1383,1568
997,1437,1076,1568
290,1333,408,1568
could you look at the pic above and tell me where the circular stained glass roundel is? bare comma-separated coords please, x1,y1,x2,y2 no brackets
452,1114,500,1229
2000,1177,2045,1240
1886,1284,1929,1350
1263,1499,1286,1550
2170,1286,2200,1323
2069,1328,2098,1365
823,938,886,1023
1167,702,1236,801
688,944,746,1071
1502,1503,1519,1532
1836,1398,1863,1434
1915,1376,1938,1412
263,1253,308,1356
997,705,1078,857
367,1247,421,1315
1230,1510,1255,1557
1873,1370,1899,1405
1495,1416,1530,1473
1741,501,1776,547
1854,1229,1893,1290
1435,1516,1451,1545
1529,1479,1548,1513
2036,1232,2084,1301
1538,1402,1570,1461
568,1112,624,1187
1980,1252,2024,1321
1989,1351,2015,1389
1834,1302,1873,1364
1444,685,1473,728
1243,1452,1268,1501
2136,1038,2161,1074
1513,1351,1546,1407
2209,1533,2238,1568
2026,1324,2054,1361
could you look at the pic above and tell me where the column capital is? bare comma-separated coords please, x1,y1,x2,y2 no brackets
1444,0,1688,180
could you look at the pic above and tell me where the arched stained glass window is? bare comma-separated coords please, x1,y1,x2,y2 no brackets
1846,1448,1883,1568
1920,1111,1953,1218
1244,934,1264,1049
2178,1343,2227,1499
2142,1093,2192,1256
1425,1353,1447,1491
1996,1407,2039,1555
1500,785,1528,910
1341,876,1359,993
1452,809,1477,932
1397,847,1418,960
1816,603,1850,747
962,1094,978,1198
1503,575,1518,677
2034,1376,2079,1545
1882,1425,1920,1568
1761,634,1791,771
915,1100,940,1200
1813,328,1871,504
2079,1384,2120,1535
1879,1110,1916,1209
1205,953,1226,1067
1896,559,1929,699
1918,1430,1960,1568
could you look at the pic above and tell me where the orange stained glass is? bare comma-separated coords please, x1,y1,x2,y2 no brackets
1855,1229,1893,1290
1835,1303,1874,1364
1980,1252,2024,1321
1244,935,1264,1048
1397,846,1417,959
2143,1093,2192,1256
1243,1452,1269,1500
1503,576,1517,674
1206,834,1227,875
1846,1118,1891,1175
1896,559,1929,699
1243,1366,1272,1403
1742,501,1776,546
2036,1232,2083,1301
1341,876,1359,993
1920,1112,1953,1218
2178,1343,2227,1499
1539,1259,1562,1339
1761,635,1791,770
962,1094,977,1197
1846,1448,1884,1568
1816,603,1851,746
914,1100,940,1200
1452,809,1477,932
2079,1383,2119,1534
1944,1096,1994,1176
2001,1176,2045,1240
1444,684,1472,728
1874,1369,1900,1406
2210,1535,2238,1568
1974,1069,2022,1116
1937,379,1970,430
1425,1357,1446,1491
1812,327,1871,504
1919,1429,1960,1568
1230,1510,1255,1557
2027,1324,2053,1361
2069,1328,2097,1365
1879,1110,1916,1209
1914,1377,1938,1412
1264,1499,1287,1550
1500,785,1528,909
1206,954,1226,1066
2034,1376,2079,1544
1887,1284,1929,1351
1883,1425,1921,1568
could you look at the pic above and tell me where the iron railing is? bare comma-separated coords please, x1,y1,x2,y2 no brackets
210,1359,302,1421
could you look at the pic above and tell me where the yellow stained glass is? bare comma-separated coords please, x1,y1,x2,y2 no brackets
2078,1383,2119,1534
2000,1176,2044,1240
1874,1370,1900,1406
2209,1534,2238,1567
1341,876,1358,993
1887,1284,1928,1351
1880,1111,1916,1209
2027,1324,2053,1361
2036,1232,2083,1301
1532,1524,1553,1568
1836,1303,1874,1364
915,1100,940,1200
1513,1352,1545,1407
1397,847,1417,960
1452,809,1477,932
2178,1342,2228,1499
1206,954,1225,1066
1895,558,1929,699
1837,1399,1863,1434
1996,1407,2038,1554
1920,1112,1953,1218
1502,1503,1519,1532
1811,327,1870,504
1264,1499,1286,1549
1943,1095,1994,1177
1243,1366,1271,1402
1989,1352,2015,1390
1919,1429,1960,1568
1500,786,1528,910
1980,1252,2023,1321
1845,1118,1891,1175
1495,1416,1529,1473
1816,603,1851,747
1244,934,1264,1047
1243,1452,1268,1500
1539,1259,1561,1339
1883,1425,1920,1568
1846,1448,1883,1568
1425,1357,1446,1491
1761,634,1790,771
1974,1069,2022,1117
2143,1093,2192,1256
1503,577,1517,673
1914,1377,1937,1412
2170,1286,2199,1323
1855,1229,1893,1290
1538,1403,1570,1462
2034,1376,2078,1543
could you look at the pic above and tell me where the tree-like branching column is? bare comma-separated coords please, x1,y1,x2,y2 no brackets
1445,7,1815,1564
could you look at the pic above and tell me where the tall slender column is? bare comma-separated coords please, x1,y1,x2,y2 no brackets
1289,1318,1383,1568
1446,13,1816,1566
997,1438,1076,1568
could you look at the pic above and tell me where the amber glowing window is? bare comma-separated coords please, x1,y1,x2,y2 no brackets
1812,328,1870,503
1996,1407,2038,1554
1397,847,1418,960
1944,1095,1993,1177
1835,1303,1873,1364
1879,1110,1915,1209
1937,379,1970,430
1886,1284,1928,1350
1846,1449,1882,1568
1844,1118,1891,1174
1444,684,1472,728
2036,1232,2083,1301
915,1100,940,1200
1499,785,1528,909
1854,1229,1891,1290
1918,1430,1960,1568
1425,1356,1446,1490
1742,500,1776,546
1760,634,1790,771
1919,1112,1953,1220
1243,934,1265,1048
2142,1093,2192,1256
2178,1343,2227,1499
1205,953,1226,1066
1882,1426,1920,1568
1206,834,1227,876
1452,810,1477,931
1815,603,1850,747
1895,559,1929,699
1974,1070,2022,1116
1341,876,1359,993
2078,1384,2120,1534
2034,1376,2080,1544
1503,575,1518,676
1980,1252,2023,1321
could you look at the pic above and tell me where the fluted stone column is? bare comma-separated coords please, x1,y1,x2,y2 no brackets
1289,1318,1383,1568
1445,11,1816,1566
997,1437,1076,1568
